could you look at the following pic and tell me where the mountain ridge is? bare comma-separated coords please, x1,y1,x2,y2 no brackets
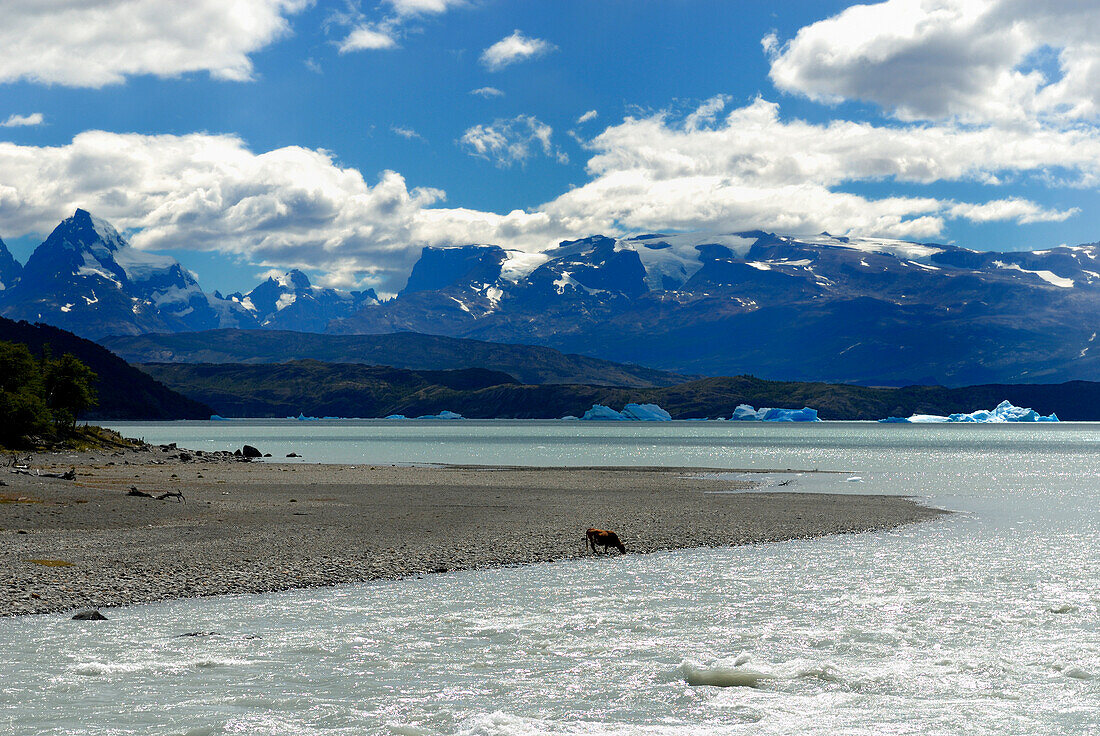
4,210,1100,385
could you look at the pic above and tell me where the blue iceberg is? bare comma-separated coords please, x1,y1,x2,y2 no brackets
209,414,229,421
731,404,821,422
880,400,1058,423
579,403,672,421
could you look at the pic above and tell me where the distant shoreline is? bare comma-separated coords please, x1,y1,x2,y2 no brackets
1,447,948,618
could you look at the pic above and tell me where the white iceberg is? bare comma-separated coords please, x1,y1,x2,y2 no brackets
731,404,821,422
621,403,672,421
579,403,672,421
881,400,1058,423
415,410,464,420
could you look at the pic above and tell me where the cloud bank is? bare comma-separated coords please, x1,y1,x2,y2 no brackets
0,0,309,87
0,95,1088,292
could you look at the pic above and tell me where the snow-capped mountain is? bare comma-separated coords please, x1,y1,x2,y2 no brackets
0,210,373,339
226,269,379,332
330,231,1100,385
6,210,1100,385
0,209,257,338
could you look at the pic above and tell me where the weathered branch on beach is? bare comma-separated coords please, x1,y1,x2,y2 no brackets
126,486,184,502
4,454,31,468
9,468,75,480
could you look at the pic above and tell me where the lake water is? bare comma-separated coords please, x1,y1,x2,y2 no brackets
3,422,1099,734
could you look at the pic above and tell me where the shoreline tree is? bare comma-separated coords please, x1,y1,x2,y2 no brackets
0,340,98,447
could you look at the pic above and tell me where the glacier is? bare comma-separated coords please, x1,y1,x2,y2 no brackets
880,400,1059,423
731,404,821,422
579,403,672,421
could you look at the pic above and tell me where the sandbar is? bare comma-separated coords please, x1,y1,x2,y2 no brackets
0,445,947,617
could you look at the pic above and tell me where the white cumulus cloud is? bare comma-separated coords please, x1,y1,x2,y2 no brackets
0,98,1091,293
337,0,465,54
1,113,44,127
460,115,567,167
385,0,465,16
0,131,559,292
577,110,598,124
480,30,556,71
0,0,310,87
541,96,1086,238
339,26,399,52
392,126,426,141
768,0,1100,124
470,86,505,98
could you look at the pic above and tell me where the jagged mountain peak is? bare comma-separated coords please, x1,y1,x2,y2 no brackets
0,236,22,292
51,208,129,254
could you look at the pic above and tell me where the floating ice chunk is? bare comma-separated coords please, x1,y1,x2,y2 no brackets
620,403,672,421
580,403,672,420
384,414,408,420
415,410,463,420
293,413,321,421
732,404,764,420
209,415,229,421
581,404,627,420
732,404,820,422
676,660,775,688
879,400,1058,423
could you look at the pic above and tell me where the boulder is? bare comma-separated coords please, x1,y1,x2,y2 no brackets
71,609,108,621
241,445,262,458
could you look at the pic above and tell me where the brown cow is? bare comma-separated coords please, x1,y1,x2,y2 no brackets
586,528,627,555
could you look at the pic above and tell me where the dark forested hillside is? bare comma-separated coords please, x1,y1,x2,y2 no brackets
0,318,212,420
136,360,1100,420
101,329,688,387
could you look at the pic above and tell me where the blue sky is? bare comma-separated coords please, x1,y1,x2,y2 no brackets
1,0,1099,295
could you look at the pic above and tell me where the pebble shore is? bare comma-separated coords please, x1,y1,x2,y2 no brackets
0,444,948,617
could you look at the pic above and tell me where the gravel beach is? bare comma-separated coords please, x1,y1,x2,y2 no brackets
0,445,947,617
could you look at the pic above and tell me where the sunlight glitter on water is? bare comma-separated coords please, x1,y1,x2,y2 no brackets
6,423,1100,734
